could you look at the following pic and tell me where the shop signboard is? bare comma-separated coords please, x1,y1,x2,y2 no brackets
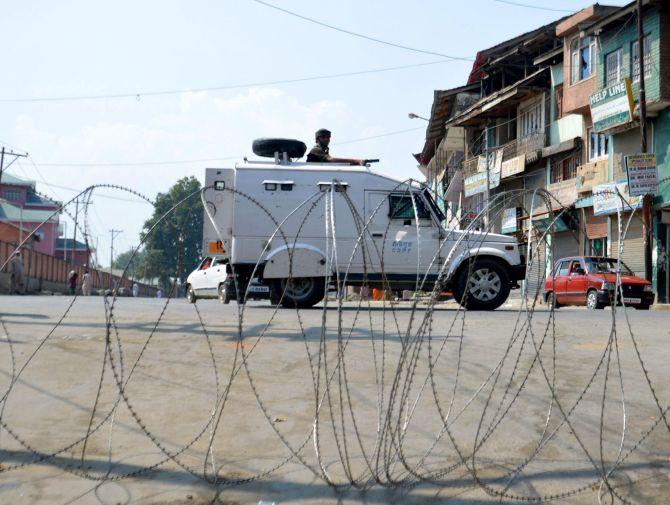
477,155,488,173
464,171,488,197
577,159,608,193
547,179,578,210
593,180,643,215
625,153,658,196
501,154,525,179
502,207,519,233
589,79,634,133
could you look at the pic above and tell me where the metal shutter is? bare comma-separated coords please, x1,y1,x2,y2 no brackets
552,231,580,263
611,214,645,277
524,236,548,297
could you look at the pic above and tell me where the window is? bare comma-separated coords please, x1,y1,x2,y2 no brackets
587,238,607,257
632,36,652,83
518,99,543,137
388,194,431,220
280,183,293,191
569,260,584,275
554,84,563,119
214,180,225,191
557,260,571,277
264,183,277,191
588,128,609,161
550,153,581,183
605,48,623,86
3,190,21,201
571,36,597,84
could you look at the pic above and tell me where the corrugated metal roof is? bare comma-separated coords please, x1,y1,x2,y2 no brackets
420,84,480,164
1,173,36,188
0,200,58,222
445,68,550,128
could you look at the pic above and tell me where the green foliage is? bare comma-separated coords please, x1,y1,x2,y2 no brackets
140,176,203,288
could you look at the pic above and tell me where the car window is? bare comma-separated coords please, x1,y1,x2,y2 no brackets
199,258,212,270
388,193,431,220
585,258,633,275
557,261,570,277
569,260,584,275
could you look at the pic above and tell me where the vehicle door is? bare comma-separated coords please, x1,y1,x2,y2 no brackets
205,257,228,295
550,259,571,304
364,190,440,280
191,257,213,296
566,259,588,304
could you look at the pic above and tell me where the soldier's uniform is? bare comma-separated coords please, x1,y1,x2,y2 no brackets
306,142,331,163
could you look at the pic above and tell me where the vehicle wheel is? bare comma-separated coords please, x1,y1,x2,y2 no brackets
218,283,232,304
186,285,197,304
273,277,325,308
636,303,650,310
454,259,510,311
546,291,560,309
586,289,603,310
252,138,307,159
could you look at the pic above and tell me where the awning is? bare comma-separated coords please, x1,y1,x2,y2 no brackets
542,137,580,158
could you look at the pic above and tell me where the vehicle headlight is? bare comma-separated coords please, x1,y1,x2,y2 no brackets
601,282,615,290
643,284,653,292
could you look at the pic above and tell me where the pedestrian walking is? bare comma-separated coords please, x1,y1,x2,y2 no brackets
132,282,139,298
68,270,78,295
9,251,25,294
81,270,92,296
156,289,163,299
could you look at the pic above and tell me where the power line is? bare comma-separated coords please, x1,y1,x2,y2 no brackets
333,127,425,145
0,60,464,104
490,0,575,13
35,156,241,167
251,0,473,61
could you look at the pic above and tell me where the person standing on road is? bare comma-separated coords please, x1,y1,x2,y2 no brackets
9,251,25,294
132,282,139,298
68,270,78,296
306,129,365,165
81,269,92,296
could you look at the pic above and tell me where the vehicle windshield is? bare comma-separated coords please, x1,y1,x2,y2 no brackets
421,188,446,222
584,258,633,275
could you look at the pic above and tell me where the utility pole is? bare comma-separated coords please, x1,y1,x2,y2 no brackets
0,147,28,188
638,0,653,282
109,229,122,289
69,198,90,270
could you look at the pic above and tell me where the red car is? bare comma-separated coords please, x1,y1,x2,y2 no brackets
544,256,654,310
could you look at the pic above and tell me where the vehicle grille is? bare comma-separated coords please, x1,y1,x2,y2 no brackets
622,284,644,296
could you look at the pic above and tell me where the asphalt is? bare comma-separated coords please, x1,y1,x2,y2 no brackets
0,295,669,504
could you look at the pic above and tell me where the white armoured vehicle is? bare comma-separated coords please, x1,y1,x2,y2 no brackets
198,139,526,310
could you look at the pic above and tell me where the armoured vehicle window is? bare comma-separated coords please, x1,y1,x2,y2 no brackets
388,194,431,220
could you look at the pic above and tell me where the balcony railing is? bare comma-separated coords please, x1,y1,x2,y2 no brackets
461,131,546,177
462,157,480,178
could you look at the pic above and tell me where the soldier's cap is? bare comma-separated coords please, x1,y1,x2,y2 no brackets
315,128,331,139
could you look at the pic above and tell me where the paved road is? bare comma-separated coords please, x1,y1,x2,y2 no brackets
0,295,669,504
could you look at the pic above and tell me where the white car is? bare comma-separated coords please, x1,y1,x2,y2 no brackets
185,256,269,304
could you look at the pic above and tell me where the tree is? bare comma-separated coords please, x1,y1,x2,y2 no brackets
141,177,203,288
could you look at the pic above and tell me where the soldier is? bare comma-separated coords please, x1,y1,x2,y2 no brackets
306,129,365,165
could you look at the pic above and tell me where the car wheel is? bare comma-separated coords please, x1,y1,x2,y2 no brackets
454,259,510,311
273,277,325,308
218,283,231,304
186,286,197,304
546,291,560,309
586,289,602,310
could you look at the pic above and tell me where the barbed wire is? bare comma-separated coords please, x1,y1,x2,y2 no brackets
0,180,668,504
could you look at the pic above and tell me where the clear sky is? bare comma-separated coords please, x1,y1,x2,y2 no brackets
0,0,628,267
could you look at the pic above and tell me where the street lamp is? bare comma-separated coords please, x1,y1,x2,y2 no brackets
408,112,429,121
